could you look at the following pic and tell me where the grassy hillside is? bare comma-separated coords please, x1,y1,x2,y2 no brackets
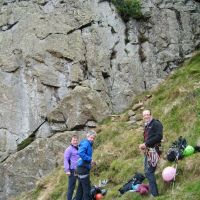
15,52,200,200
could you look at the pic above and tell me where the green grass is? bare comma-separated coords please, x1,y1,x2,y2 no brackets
48,171,67,200
15,52,200,200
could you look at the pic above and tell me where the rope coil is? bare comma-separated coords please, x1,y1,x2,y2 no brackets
146,148,160,167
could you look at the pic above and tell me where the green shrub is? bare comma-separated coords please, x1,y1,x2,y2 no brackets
112,0,142,21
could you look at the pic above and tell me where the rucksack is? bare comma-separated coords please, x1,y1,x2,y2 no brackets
119,172,145,195
167,136,187,162
91,185,107,200
72,185,107,200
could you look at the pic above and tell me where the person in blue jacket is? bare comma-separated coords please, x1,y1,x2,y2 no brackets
75,130,96,200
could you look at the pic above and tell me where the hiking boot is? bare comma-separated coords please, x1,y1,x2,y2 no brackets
149,194,158,199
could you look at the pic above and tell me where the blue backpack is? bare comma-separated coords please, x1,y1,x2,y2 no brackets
119,172,145,195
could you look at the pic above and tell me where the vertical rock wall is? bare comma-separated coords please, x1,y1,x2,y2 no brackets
0,0,199,198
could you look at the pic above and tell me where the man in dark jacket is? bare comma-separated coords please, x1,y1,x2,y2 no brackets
75,130,96,200
64,135,79,200
139,109,163,197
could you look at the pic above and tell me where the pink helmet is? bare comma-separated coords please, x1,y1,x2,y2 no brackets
162,166,176,182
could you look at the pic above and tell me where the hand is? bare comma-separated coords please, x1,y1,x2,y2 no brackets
91,160,97,167
139,143,146,150
66,171,71,176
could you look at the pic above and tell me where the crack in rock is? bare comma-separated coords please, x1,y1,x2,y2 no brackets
0,21,18,31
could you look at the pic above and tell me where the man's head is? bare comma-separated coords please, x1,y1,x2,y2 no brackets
142,109,152,123
86,130,96,143
71,135,79,147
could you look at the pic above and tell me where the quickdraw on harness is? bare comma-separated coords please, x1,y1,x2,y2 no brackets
146,148,160,167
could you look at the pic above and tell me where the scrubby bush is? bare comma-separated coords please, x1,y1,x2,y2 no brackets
111,0,142,21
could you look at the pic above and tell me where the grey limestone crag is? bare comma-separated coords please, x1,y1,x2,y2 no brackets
0,0,199,198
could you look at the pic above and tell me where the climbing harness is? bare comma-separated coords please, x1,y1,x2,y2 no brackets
146,148,160,167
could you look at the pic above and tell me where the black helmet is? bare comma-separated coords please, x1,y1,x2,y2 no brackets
91,186,102,200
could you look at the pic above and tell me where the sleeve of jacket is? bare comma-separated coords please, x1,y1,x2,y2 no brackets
64,147,71,172
78,140,92,162
145,121,163,147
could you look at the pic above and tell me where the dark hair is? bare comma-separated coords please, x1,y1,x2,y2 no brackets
71,135,78,141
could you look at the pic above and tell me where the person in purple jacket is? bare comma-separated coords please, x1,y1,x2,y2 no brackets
64,135,79,200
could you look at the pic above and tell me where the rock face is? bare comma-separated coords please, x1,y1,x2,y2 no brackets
0,131,83,200
47,86,110,130
0,0,199,198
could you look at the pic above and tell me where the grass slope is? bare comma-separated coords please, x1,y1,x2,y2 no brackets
15,52,200,200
